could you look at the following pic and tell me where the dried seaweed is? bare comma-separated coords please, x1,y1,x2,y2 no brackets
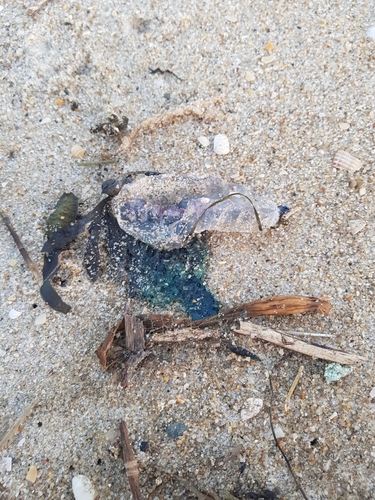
149,67,183,80
229,343,261,361
91,114,129,135
120,420,142,499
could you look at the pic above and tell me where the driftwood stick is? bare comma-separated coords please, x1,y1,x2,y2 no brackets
122,351,151,388
120,420,142,500
0,397,39,450
236,322,367,364
1,209,41,282
151,328,220,343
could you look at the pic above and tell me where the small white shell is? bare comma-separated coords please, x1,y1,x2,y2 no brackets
72,475,96,500
240,398,263,421
348,219,366,235
332,150,362,172
71,144,85,158
214,134,230,155
198,136,209,148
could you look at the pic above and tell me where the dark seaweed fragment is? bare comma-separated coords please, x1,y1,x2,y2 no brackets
229,343,261,361
40,253,71,314
91,114,129,135
45,193,78,239
84,200,107,281
42,197,109,253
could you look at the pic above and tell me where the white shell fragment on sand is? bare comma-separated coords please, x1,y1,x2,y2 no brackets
245,71,255,82
71,144,85,158
348,219,366,235
332,150,362,172
1,457,12,472
72,475,96,500
198,136,210,148
240,398,263,420
35,313,47,326
261,55,276,64
9,309,22,319
213,134,230,155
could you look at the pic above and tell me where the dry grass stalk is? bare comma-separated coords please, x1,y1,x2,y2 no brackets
27,0,53,16
1,209,41,282
236,322,367,364
120,420,142,500
285,366,304,412
0,398,39,450
117,98,222,154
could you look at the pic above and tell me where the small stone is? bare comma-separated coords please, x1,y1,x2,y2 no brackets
366,26,375,40
72,475,96,500
155,477,163,486
264,41,275,51
9,309,22,319
339,122,350,130
198,136,210,148
359,186,366,196
26,465,37,483
140,441,149,452
54,97,64,106
214,134,230,155
370,387,375,399
324,363,354,382
166,422,188,439
329,411,338,420
261,55,276,65
273,426,285,439
9,259,18,267
245,71,255,83
240,398,263,420
35,313,47,326
71,145,85,158
39,117,51,125
348,219,366,235
1,457,12,472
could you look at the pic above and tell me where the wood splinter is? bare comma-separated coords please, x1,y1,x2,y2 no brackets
236,322,367,365
120,420,142,500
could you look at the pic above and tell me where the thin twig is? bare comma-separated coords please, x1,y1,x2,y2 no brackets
120,420,142,500
77,160,117,166
236,322,367,364
268,374,308,500
1,209,41,282
285,366,304,412
28,0,52,16
0,397,39,450
173,475,216,500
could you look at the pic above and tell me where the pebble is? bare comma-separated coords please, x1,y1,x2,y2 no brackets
166,422,188,439
1,457,12,472
26,465,37,483
71,145,85,158
332,150,362,172
9,259,18,267
348,219,366,235
54,97,64,106
9,309,22,319
339,122,350,130
370,387,375,399
140,441,149,452
359,186,366,196
39,117,51,125
324,363,354,382
198,136,210,148
261,55,276,65
273,426,285,439
72,475,96,500
213,134,230,155
245,71,255,83
264,41,275,51
240,398,263,420
35,313,47,326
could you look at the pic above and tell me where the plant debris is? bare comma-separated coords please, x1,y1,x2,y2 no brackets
120,420,142,500
149,67,182,80
90,114,129,135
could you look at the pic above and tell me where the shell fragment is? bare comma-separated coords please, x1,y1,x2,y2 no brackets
213,134,230,155
332,150,362,172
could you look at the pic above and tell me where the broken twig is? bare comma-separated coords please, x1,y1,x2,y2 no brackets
122,351,151,388
95,318,124,369
1,209,40,282
120,420,142,500
236,322,367,364
0,397,39,450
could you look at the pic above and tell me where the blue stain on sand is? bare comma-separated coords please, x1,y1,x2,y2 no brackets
106,212,219,321
126,236,219,320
